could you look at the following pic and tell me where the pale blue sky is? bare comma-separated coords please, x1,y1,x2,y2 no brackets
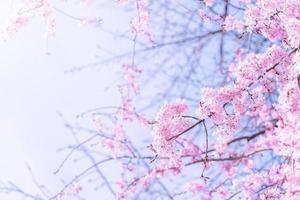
0,1,135,199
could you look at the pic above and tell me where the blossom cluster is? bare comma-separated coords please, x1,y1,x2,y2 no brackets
245,0,300,47
152,101,191,158
141,0,300,198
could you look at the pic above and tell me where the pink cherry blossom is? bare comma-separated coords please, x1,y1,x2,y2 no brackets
152,101,191,158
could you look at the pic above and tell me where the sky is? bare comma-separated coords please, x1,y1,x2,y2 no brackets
0,1,134,199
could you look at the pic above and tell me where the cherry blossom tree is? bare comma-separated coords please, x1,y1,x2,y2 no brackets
1,0,300,199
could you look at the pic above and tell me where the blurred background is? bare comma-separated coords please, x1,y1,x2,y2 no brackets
0,1,133,199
